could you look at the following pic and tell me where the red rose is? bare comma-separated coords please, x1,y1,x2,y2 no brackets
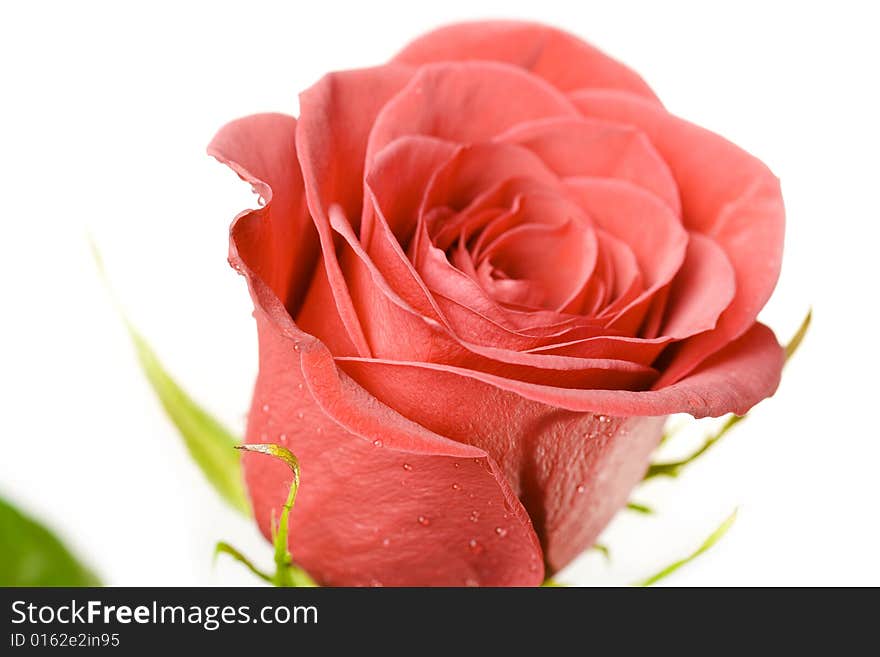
209,21,784,586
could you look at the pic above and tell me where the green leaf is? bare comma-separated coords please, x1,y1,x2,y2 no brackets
633,509,737,586
218,444,317,587
0,494,101,586
90,237,250,516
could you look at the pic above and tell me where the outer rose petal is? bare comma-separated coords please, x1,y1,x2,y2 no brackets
331,323,781,571
337,322,784,419
572,90,785,386
336,350,667,571
225,175,544,588
393,20,660,101
207,114,317,313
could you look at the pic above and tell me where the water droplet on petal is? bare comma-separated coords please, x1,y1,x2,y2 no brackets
576,484,586,494
495,527,507,538
402,463,413,472
468,539,484,555
417,515,430,526
451,483,460,491
261,404,270,413
297,411,304,419
293,343,301,352
372,439,383,447
469,510,480,523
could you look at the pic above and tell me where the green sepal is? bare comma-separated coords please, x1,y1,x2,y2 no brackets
216,444,317,587
633,509,737,587
645,414,744,481
645,309,812,482
214,541,272,584
626,501,654,514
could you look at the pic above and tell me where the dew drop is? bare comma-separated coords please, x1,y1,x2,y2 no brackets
293,343,301,352
468,539,484,555
279,433,287,443
576,484,586,494
372,439,383,447
451,483,461,491
417,515,430,526
469,510,480,523
261,403,270,413
495,527,508,538
257,196,267,207
402,463,413,472
297,383,304,391
296,411,304,420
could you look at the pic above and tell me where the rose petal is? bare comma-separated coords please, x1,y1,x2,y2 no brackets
337,321,784,418
419,142,561,219
366,61,579,167
207,113,317,313
572,90,785,385
367,139,609,347
393,20,659,100
335,353,667,572
331,206,656,390
296,65,415,357
565,177,688,332
474,194,597,312
659,232,736,339
497,116,681,214
230,220,545,588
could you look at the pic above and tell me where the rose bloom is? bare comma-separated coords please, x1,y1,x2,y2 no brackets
209,21,784,586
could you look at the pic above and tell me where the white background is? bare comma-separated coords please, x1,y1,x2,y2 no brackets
2,0,878,586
